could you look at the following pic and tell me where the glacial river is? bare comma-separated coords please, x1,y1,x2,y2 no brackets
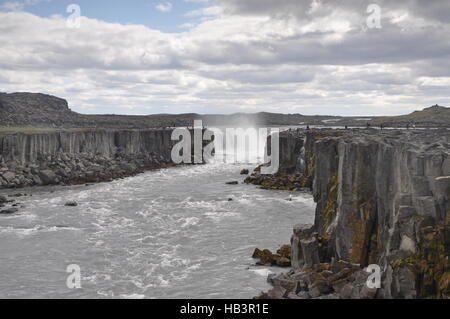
0,162,315,299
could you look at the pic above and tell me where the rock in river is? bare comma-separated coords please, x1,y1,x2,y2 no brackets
0,208,19,215
0,195,7,203
64,201,78,207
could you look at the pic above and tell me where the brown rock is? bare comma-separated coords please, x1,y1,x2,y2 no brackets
276,244,292,258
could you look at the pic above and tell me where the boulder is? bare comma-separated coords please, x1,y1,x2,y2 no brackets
300,237,320,267
2,171,15,183
309,279,333,298
276,244,291,258
274,256,291,267
0,208,19,215
64,201,78,207
252,248,274,265
39,170,58,185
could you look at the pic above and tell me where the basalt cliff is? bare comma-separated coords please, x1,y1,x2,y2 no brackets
0,129,176,189
256,129,449,299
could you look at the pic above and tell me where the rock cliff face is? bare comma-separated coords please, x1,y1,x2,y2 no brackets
265,129,449,299
0,129,176,188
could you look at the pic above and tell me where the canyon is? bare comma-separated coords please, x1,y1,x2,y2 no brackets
0,92,449,298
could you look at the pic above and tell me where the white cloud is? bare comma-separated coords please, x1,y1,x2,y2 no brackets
155,2,173,13
0,0,50,11
0,0,449,115
185,5,223,17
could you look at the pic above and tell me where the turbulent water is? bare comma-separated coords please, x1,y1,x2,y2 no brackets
0,162,315,299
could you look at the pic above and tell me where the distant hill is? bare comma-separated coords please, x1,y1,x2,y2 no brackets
0,92,82,127
0,92,342,128
0,92,448,129
371,104,450,127
0,92,199,128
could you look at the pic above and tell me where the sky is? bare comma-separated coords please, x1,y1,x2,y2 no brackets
0,0,449,116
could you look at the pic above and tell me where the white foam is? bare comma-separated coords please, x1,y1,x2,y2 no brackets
249,268,273,277
0,225,80,236
181,217,200,228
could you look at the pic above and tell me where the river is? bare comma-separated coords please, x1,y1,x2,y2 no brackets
0,161,315,299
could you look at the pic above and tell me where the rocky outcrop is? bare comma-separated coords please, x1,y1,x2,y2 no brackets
244,130,308,190
0,93,83,127
0,129,176,188
263,129,450,299
252,245,292,267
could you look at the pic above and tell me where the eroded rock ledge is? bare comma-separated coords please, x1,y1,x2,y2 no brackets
259,129,449,299
0,129,176,188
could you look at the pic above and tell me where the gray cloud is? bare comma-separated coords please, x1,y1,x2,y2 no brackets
0,0,449,115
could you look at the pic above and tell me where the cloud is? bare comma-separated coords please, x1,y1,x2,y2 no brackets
0,0,449,115
155,2,173,13
0,0,50,11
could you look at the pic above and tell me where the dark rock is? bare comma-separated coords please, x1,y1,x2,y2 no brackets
253,248,274,265
253,245,292,267
300,237,320,267
2,171,16,183
9,193,25,197
267,273,277,284
330,259,360,273
64,201,78,207
226,181,239,185
276,245,291,258
266,285,288,299
39,170,58,185
328,267,354,282
272,277,297,292
339,283,355,299
275,257,291,267
309,281,333,298
240,169,249,175
359,284,378,299
0,208,19,215
291,224,314,269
